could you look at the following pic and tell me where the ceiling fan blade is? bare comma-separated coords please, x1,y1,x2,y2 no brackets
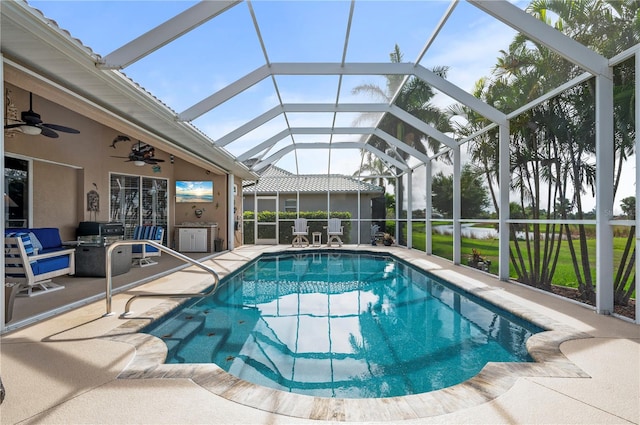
43,123,80,134
39,126,59,138
149,158,165,163
5,122,58,137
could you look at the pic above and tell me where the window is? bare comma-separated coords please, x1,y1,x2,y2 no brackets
284,198,297,212
5,156,29,228
110,174,168,239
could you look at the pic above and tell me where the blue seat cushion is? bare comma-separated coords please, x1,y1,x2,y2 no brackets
132,245,159,254
31,256,70,275
29,228,63,251
6,228,63,252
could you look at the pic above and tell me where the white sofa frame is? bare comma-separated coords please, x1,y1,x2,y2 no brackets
4,236,75,297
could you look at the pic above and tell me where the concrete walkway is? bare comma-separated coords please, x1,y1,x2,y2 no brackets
1,245,638,424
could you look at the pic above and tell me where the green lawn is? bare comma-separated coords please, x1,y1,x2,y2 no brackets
408,223,635,298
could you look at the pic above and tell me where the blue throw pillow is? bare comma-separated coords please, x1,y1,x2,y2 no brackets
6,232,34,255
29,232,43,252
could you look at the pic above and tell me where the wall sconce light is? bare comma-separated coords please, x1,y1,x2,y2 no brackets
170,154,174,164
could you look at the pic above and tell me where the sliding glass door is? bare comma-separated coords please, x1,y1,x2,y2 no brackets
110,173,168,240
4,156,30,228
255,196,277,244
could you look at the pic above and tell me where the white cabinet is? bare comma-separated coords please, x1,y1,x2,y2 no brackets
178,228,208,252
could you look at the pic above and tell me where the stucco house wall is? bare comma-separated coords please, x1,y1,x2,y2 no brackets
4,82,234,246
242,166,384,244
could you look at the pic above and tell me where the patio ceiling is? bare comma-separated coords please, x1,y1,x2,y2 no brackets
2,0,611,181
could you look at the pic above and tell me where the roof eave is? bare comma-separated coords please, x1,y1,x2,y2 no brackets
1,0,259,181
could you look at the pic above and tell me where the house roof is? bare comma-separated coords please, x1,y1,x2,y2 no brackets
243,166,383,195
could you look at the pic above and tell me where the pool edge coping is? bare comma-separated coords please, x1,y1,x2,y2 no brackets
100,247,593,422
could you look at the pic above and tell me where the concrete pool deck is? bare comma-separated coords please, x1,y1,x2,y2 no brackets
1,245,638,424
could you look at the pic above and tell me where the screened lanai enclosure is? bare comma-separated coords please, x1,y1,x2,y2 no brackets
3,0,639,323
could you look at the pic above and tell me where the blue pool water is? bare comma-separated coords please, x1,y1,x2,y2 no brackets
144,251,543,398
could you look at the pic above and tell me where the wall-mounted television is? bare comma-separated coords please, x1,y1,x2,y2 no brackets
175,180,213,203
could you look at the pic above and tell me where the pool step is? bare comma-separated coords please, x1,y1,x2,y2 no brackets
154,308,206,359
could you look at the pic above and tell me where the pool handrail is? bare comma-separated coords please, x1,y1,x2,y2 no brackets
104,240,220,317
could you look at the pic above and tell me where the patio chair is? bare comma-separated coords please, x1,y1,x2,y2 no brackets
4,233,74,298
291,218,309,247
325,218,343,247
370,224,382,245
131,225,164,267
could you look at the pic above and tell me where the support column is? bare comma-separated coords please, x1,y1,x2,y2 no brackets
227,174,235,250
453,145,461,265
426,160,432,255
636,52,640,323
595,72,615,315
1,55,5,331
499,123,510,281
395,176,399,243
357,186,361,245
407,169,413,249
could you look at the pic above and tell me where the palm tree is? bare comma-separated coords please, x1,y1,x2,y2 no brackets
352,45,452,160
526,0,638,303
353,155,395,189
455,0,638,302
352,44,452,242
449,77,500,213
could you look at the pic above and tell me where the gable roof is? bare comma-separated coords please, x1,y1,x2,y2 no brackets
243,166,383,195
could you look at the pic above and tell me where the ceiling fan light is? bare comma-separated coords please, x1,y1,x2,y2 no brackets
20,125,42,135
133,160,146,167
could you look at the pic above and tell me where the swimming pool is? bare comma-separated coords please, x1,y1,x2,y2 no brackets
144,251,543,399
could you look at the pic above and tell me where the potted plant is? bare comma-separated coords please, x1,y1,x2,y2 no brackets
383,233,395,246
467,248,491,271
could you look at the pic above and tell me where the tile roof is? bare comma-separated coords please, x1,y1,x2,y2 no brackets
243,166,384,194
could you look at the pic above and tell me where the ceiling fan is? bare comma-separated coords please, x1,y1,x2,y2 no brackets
112,140,165,166
4,92,80,138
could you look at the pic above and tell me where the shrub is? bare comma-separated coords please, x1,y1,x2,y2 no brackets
385,220,396,236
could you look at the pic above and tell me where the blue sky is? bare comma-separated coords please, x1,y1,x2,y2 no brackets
28,1,522,173
31,1,588,209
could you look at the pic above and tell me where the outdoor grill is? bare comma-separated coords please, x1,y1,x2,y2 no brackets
76,221,124,246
